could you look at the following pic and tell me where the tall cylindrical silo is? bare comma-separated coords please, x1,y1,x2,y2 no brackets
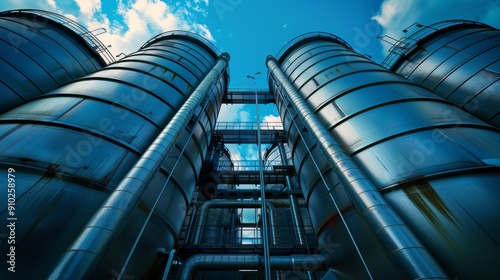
201,143,235,244
382,20,500,128
0,9,113,114
264,143,311,246
267,32,500,279
0,31,228,279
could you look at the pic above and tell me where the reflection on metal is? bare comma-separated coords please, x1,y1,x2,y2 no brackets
267,52,447,280
270,31,500,279
141,30,222,58
0,9,112,113
401,178,458,225
3,9,499,279
2,9,115,64
0,30,228,279
178,254,325,280
49,52,230,280
400,178,462,254
382,20,500,128
381,20,491,67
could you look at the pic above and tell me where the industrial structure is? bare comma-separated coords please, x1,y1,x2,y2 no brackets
0,9,114,113
0,10,499,280
382,20,500,128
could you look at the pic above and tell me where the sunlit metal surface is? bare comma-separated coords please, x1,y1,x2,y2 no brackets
0,32,228,279
270,33,500,279
383,20,500,128
0,9,112,114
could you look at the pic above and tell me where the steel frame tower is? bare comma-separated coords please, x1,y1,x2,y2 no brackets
1,11,499,280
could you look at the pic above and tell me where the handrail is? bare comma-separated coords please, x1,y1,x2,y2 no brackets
276,31,354,62
141,30,220,57
216,122,283,130
227,88,270,93
216,160,285,171
381,20,492,68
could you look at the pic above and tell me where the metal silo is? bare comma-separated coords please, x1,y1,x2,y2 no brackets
0,9,114,114
200,143,235,245
267,32,500,279
382,20,500,128
264,143,312,246
0,31,228,279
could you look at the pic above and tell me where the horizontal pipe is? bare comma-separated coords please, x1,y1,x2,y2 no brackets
48,52,230,280
178,254,325,280
266,55,448,280
192,200,279,245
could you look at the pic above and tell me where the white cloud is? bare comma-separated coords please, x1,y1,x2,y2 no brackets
224,144,243,162
1,0,215,58
0,0,54,11
263,114,281,123
216,104,254,123
46,0,57,9
372,0,500,57
217,104,245,122
239,144,260,162
74,0,101,15
238,109,251,123
192,23,214,41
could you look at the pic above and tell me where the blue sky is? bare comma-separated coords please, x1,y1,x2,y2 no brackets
1,0,499,161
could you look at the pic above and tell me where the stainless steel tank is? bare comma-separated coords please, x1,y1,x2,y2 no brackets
382,20,500,128
268,32,500,279
0,31,228,279
264,143,307,245
201,143,235,244
0,9,113,113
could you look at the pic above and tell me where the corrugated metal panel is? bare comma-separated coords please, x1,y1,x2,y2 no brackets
386,21,500,128
0,31,228,279
271,33,500,279
0,10,111,113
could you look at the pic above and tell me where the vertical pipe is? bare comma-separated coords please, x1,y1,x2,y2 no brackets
161,249,176,280
277,142,306,246
278,142,313,280
229,211,237,244
266,56,448,280
253,76,272,280
265,202,279,246
49,52,230,280
186,205,198,244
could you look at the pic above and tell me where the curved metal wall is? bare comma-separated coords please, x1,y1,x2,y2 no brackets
201,144,235,244
0,32,228,279
264,144,317,249
269,33,500,279
0,9,112,114
383,20,500,128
